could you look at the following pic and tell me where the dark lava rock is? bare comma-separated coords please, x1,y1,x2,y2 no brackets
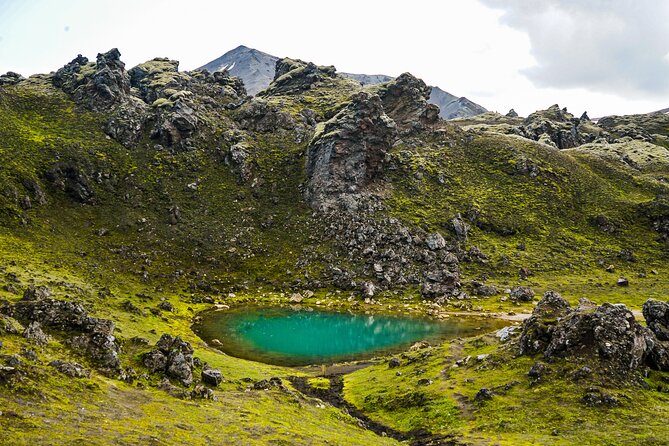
582,391,619,407
43,163,94,204
23,321,50,346
167,352,193,386
528,362,548,379
190,384,216,400
572,366,592,381
49,360,90,378
544,303,649,374
388,357,401,369
54,48,131,111
417,378,433,386
616,277,629,287
22,285,52,301
305,91,397,210
142,334,194,386
105,98,148,148
519,292,669,377
471,281,498,297
142,350,168,372
474,388,494,402
234,98,295,132
519,291,571,356
157,301,174,312
0,71,24,86
643,299,669,341
375,72,439,133
253,377,284,390
261,57,336,96
506,108,519,118
509,286,535,302
3,294,121,372
201,367,223,386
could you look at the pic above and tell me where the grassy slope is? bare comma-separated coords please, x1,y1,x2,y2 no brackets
386,130,669,311
344,334,669,445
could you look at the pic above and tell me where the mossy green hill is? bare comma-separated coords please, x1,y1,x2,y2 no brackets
1,49,669,445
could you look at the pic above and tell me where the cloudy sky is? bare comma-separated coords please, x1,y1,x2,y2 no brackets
1,0,668,117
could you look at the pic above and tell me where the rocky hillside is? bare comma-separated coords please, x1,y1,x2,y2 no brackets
1,48,669,445
199,45,488,119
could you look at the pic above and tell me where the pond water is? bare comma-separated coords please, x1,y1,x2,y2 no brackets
193,307,505,366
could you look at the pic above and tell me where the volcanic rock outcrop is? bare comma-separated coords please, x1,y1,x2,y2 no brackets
519,291,669,378
305,91,397,210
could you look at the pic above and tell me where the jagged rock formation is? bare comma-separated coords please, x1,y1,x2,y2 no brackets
520,104,601,149
50,49,247,150
0,71,25,86
53,49,131,111
305,91,397,209
374,73,439,133
597,112,669,143
259,58,336,96
519,292,669,378
2,287,121,372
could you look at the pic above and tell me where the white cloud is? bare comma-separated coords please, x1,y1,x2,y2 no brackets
481,0,669,97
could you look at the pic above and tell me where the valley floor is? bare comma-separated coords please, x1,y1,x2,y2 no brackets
2,229,669,445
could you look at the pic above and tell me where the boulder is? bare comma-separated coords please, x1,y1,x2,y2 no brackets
425,232,446,250
509,286,535,302
643,299,669,341
49,360,90,378
142,334,194,386
202,366,223,386
519,293,669,377
23,321,50,346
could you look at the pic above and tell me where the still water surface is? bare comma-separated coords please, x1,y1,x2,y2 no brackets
194,307,504,366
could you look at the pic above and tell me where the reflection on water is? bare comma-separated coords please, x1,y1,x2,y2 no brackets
193,307,504,366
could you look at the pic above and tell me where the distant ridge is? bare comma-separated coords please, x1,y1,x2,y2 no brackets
199,45,487,119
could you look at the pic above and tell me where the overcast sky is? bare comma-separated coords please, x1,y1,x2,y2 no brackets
1,0,668,117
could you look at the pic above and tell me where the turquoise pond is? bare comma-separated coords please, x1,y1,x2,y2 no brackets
193,307,505,366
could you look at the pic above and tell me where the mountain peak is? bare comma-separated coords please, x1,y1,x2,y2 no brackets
199,46,487,118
